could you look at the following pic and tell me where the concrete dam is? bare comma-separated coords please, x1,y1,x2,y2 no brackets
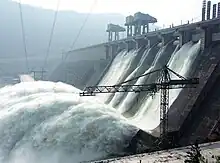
49,1,220,162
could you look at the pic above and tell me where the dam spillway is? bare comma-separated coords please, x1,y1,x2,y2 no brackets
2,1,220,163
47,7,220,162
60,17,220,137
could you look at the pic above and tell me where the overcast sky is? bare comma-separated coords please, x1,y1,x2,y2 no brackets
13,0,220,26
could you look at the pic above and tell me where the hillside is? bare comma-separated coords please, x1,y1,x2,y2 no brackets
0,0,125,59
0,0,125,76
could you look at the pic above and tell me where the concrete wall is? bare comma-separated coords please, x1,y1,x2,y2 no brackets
192,33,201,42
212,32,220,41
178,44,220,145
50,59,109,89
50,43,109,89
65,43,107,61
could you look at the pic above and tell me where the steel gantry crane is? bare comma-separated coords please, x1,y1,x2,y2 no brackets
79,65,199,146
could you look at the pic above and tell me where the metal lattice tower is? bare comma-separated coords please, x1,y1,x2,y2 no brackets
160,67,171,144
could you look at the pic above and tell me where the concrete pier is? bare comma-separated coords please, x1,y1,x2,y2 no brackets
106,23,125,42
125,12,157,37
134,37,149,49
105,43,119,60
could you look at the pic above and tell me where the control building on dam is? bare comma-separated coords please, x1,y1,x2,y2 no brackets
50,0,220,152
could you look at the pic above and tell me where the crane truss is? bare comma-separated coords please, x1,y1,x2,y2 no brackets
79,66,199,146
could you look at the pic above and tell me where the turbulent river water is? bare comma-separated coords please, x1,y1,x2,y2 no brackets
0,40,201,163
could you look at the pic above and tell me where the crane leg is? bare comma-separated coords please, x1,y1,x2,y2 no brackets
160,86,169,147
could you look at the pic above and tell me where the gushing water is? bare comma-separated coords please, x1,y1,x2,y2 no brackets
0,40,202,163
124,41,200,131
110,47,151,107
0,82,138,163
117,44,169,114
96,41,201,131
98,49,138,103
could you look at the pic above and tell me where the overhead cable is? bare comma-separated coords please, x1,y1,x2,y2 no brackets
69,0,97,52
43,0,61,69
18,0,29,72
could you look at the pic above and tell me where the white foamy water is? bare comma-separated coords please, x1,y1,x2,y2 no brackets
98,50,138,103
96,40,200,131
128,41,201,131
117,44,169,113
19,75,35,82
110,48,151,107
0,81,138,163
0,40,202,163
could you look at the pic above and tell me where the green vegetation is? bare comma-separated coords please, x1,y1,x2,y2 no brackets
185,142,220,163
184,142,206,163
215,155,220,163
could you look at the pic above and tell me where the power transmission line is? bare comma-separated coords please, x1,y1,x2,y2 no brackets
42,0,61,69
69,0,97,51
18,0,29,72
63,0,97,83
